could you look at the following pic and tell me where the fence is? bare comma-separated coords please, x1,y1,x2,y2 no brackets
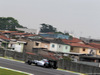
58,59,100,75
0,48,100,75
0,48,53,61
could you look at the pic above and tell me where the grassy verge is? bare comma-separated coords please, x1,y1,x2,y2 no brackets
0,68,28,75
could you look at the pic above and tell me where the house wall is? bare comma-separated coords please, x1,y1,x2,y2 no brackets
57,44,64,52
8,42,24,52
33,41,41,48
70,47,80,53
14,43,24,52
63,45,71,53
88,49,96,55
24,41,34,52
96,49,100,56
70,47,95,54
41,42,50,50
50,43,58,52
57,44,70,53
79,48,90,54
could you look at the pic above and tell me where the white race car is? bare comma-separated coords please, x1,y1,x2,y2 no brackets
26,59,57,69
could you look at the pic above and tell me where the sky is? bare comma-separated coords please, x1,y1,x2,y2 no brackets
0,0,100,39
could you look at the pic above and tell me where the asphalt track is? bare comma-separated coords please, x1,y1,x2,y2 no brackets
0,58,80,75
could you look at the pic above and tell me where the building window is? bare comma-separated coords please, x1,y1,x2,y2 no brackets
83,48,85,51
52,44,55,48
36,42,39,46
71,47,73,50
65,46,68,49
59,45,61,48
99,50,100,53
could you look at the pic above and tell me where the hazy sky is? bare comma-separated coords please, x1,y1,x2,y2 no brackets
0,0,100,39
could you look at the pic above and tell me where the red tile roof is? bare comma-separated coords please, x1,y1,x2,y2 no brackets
24,34,36,37
88,43,100,49
0,35,10,40
2,31,18,33
12,33,27,35
62,37,82,43
68,43,94,48
26,52,36,55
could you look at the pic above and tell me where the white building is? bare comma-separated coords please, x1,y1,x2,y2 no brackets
8,41,26,52
16,28,38,34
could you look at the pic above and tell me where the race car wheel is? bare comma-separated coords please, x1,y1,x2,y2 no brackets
27,60,32,65
35,63,38,66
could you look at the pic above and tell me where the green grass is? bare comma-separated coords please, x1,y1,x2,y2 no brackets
0,68,28,75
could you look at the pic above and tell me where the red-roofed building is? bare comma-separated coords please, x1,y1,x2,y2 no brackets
62,38,96,55
88,43,100,56
2,31,18,34
62,37,83,43
1,31,18,38
0,35,10,41
11,33,28,39
68,42,96,55
0,35,10,49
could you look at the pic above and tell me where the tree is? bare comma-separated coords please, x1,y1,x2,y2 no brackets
40,23,57,33
0,17,26,31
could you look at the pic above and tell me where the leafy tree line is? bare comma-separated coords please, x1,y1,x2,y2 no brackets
40,23,69,35
0,17,26,31
40,23,57,33
40,23,73,39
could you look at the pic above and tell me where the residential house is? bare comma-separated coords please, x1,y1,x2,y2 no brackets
8,41,26,52
88,43,100,56
18,38,50,52
49,39,71,53
11,33,27,39
0,35,10,48
1,31,18,38
68,43,96,55
62,37,96,55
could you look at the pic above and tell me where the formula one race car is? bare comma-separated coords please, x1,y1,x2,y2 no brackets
26,59,58,69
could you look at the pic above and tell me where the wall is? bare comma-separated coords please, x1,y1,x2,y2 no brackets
50,43,58,52
79,48,90,54
0,48,100,74
70,47,92,54
24,41,34,52
70,47,80,53
96,49,100,56
57,44,64,52
63,45,70,53
8,42,24,52
41,42,50,50
58,59,100,74
33,41,41,48
15,43,24,52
